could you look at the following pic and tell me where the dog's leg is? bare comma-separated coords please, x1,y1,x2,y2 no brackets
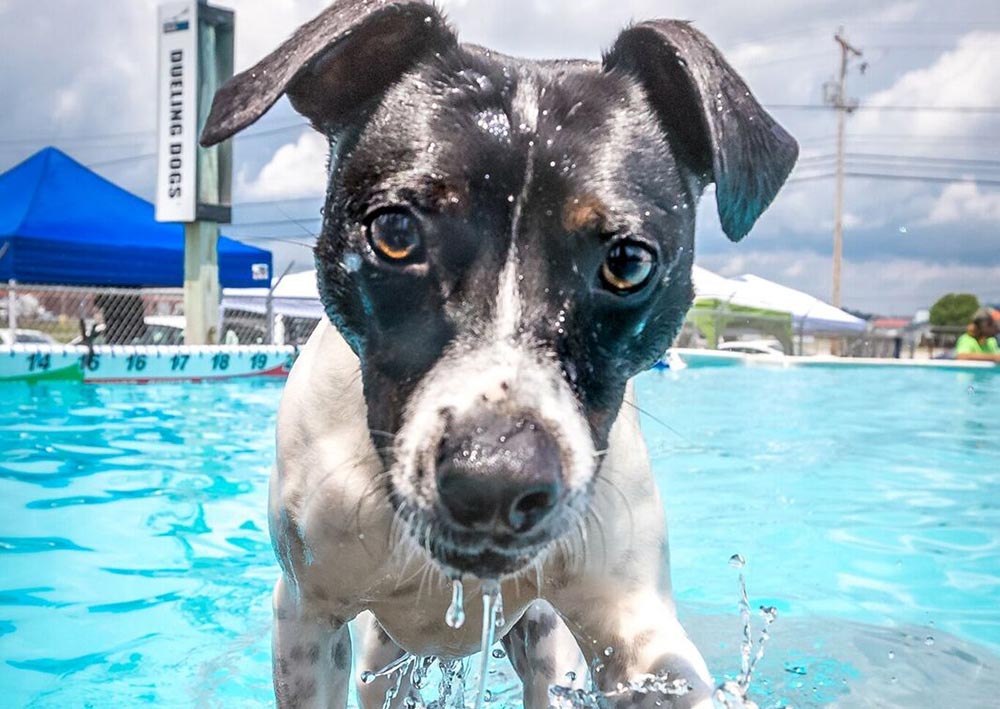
272,578,353,708
501,600,588,709
354,612,417,709
555,586,713,709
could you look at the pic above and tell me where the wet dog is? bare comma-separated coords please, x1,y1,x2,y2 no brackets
201,1,796,706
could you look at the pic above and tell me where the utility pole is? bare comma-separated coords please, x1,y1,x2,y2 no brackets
825,29,863,309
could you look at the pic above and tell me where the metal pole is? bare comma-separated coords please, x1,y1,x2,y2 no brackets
7,279,16,341
267,261,296,345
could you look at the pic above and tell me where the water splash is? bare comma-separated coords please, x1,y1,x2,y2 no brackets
445,579,466,629
549,672,690,708
714,554,782,709
370,556,780,708
361,652,415,685
474,582,502,709
363,654,471,709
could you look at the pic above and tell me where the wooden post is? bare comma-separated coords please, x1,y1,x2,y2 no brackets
830,30,863,309
184,221,219,344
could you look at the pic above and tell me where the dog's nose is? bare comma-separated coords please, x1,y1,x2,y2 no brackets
435,412,563,534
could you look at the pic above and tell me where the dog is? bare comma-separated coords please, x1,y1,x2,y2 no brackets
201,2,797,706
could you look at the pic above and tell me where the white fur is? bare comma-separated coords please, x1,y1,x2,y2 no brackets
270,320,714,708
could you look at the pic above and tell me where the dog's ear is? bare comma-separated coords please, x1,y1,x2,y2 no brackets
200,1,456,146
603,21,798,241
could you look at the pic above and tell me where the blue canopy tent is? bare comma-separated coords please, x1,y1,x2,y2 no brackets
0,147,270,288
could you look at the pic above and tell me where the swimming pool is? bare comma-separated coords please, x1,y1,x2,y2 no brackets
1,367,998,707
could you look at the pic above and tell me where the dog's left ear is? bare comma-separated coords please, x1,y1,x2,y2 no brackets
604,21,798,241
200,1,457,146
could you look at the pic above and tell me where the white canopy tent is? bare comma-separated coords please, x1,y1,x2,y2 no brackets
691,266,867,335
223,266,867,341
222,269,323,320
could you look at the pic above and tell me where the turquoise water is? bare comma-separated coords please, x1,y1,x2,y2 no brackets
1,368,998,707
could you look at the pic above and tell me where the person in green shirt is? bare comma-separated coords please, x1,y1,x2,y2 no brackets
955,308,1000,362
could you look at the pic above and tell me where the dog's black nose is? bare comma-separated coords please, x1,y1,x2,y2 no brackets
435,412,563,534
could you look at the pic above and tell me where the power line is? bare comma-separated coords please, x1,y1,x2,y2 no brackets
797,153,1000,168
769,103,1000,114
229,216,322,229
0,119,309,150
236,194,325,207
0,128,156,146
787,171,1000,186
87,152,157,168
223,234,316,249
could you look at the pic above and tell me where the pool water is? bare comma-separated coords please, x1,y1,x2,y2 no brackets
1,368,998,707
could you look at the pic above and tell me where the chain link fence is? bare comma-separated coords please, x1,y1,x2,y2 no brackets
1,282,319,346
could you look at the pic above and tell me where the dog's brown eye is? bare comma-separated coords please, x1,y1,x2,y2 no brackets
367,210,423,262
600,242,656,293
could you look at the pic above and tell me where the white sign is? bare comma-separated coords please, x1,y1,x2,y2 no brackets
155,1,199,223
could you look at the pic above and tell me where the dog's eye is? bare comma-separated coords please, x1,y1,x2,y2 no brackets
600,241,656,294
367,210,423,263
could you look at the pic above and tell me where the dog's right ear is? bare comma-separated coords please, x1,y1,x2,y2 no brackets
200,1,456,146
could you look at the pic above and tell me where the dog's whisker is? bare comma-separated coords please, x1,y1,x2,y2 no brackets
586,505,611,572
595,474,636,539
622,399,692,445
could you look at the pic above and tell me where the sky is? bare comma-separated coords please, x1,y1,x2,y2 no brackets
2,0,999,315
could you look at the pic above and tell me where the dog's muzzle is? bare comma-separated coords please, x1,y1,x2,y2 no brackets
433,410,564,553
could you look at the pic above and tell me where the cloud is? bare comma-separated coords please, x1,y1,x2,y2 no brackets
857,32,1000,140
237,129,328,200
924,181,1000,224
1,0,998,314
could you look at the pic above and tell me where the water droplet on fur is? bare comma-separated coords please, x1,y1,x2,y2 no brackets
729,553,746,569
445,579,466,629
604,646,614,656
888,650,895,660
549,160,557,167
361,670,376,684
423,15,432,24
565,670,577,681
507,195,515,203
344,253,362,273
492,648,506,659
484,173,491,180
925,636,935,646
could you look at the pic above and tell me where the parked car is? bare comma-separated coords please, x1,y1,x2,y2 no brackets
718,339,786,356
0,329,58,346
69,316,186,346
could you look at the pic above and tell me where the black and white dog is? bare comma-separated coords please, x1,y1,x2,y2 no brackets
201,2,796,706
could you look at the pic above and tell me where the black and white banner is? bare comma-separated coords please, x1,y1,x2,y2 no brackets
155,1,198,223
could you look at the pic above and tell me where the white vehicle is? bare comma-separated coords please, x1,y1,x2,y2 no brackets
0,329,58,346
69,316,186,346
717,339,786,356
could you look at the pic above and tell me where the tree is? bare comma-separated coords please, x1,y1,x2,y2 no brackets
929,293,979,327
